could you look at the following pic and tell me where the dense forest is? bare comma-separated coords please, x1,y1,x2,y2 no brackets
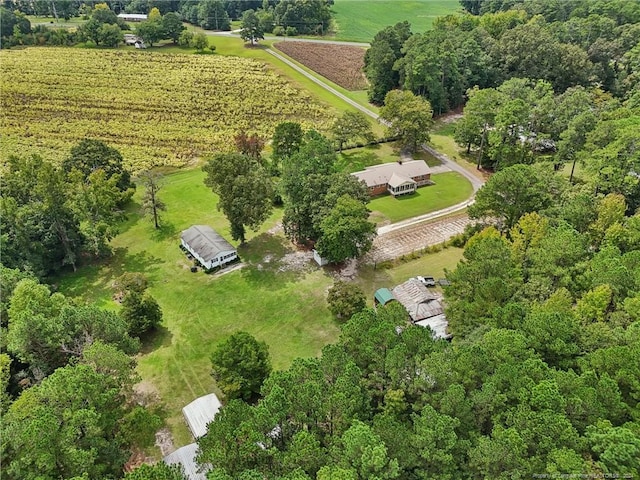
365,0,640,112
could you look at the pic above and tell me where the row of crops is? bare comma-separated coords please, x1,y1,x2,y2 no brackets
1,48,335,171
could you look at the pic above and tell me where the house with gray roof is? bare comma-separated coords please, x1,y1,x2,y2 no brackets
181,226,237,270
351,160,432,196
389,278,451,339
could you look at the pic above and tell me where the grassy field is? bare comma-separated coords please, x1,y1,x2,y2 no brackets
368,172,473,223
331,0,461,42
355,246,464,296
55,165,467,448
337,141,442,173
57,168,340,445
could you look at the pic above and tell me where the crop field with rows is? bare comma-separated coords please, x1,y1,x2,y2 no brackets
1,48,335,170
274,41,368,91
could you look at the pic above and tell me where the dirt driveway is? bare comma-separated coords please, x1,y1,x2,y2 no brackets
365,213,471,264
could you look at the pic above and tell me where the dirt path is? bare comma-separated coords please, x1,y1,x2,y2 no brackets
365,213,471,264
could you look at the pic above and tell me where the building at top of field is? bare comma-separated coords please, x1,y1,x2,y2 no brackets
117,13,147,22
181,225,237,270
351,160,432,196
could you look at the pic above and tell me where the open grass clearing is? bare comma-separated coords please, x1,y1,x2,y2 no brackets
355,247,464,303
56,167,341,447
54,164,470,449
368,172,473,224
331,0,461,42
337,141,442,173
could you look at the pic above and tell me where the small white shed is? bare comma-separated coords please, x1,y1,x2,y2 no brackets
181,226,237,270
163,443,209,480
182,393,222,439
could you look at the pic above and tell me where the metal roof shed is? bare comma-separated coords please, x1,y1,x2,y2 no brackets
163,443,209,480
375,288,395,306
182,393,221,439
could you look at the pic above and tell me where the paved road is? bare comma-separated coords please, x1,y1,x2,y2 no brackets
265,48,379,119
207,30,370,47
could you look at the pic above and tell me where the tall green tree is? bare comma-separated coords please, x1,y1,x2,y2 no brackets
240,9,264,45
364,22,412,104
203,153,273,243
379,90,433,152
316,195,376,264
198,0,231,30
469,164,555,230
2,364,130,479
327,281,367,322
271,121,304,168
331,111,375,152
211,331,272,401
63,139,133,194
161,12,185,44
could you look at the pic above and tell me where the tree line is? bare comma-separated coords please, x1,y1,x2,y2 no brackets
365,0,640,113
1,268,165,479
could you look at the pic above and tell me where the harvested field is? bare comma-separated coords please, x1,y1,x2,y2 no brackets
274,41,368,91
0,48,334,171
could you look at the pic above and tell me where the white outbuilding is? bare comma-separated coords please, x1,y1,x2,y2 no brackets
181,225,237,270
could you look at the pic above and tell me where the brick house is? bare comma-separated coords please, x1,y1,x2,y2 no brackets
351,160,432,196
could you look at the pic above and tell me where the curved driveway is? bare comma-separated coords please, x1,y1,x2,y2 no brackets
260,38,486,261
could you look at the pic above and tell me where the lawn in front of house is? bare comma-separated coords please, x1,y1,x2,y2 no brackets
337,142,443,173
56,167,339,447
367,172,473,224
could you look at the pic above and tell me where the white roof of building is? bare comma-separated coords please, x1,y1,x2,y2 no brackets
163,443,209,480
388,172,416,188
352,160,431,188
117,13,148,19
416,314,451,340
181,226,235,262
182,393,222,439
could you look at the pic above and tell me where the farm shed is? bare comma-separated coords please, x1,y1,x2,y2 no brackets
117,13,147,21
182,393,222,439
391,278,450,339
163,443,209,480
374,288,395,306
181,226,237,270
352,160,432,196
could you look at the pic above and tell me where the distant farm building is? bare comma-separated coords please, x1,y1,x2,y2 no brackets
375,279,450,339
123,33,146,48
181,226,237,270
117,13,148,22
351,160,432,196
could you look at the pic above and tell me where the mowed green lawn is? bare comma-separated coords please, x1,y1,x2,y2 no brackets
57,168,340,446
337,141,443,173
331,0,462,42
368,172,473,223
